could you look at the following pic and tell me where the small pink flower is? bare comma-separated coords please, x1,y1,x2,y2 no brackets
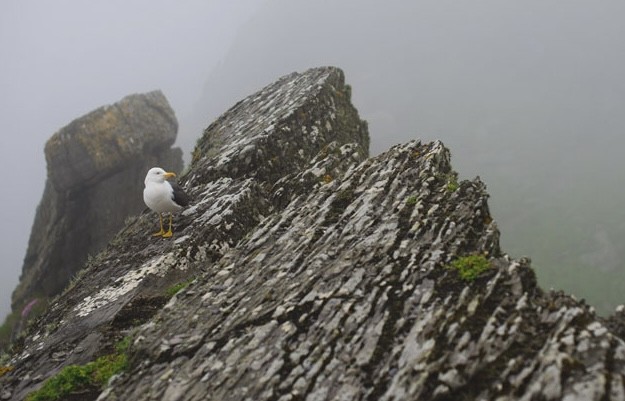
21,299,39,318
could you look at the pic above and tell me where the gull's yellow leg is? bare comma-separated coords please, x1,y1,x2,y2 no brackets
152,213,167,236
162,213,174,238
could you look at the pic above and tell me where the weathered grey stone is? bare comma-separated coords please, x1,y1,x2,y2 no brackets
2,67,624,401
44,91,178,192
1,67,369,401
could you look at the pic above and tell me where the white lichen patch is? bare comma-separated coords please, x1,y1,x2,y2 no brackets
197,179,254,224
74,253,178,317
587,322,608,337
174,235,190,245
516,292,529,310
183,179,233,217
467,297,480,315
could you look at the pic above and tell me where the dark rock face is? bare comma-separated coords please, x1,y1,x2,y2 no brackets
12,91,182,318
2,67,624,401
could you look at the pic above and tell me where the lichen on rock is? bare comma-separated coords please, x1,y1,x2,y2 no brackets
2,67,624,401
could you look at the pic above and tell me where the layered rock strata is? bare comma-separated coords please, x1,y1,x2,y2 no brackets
2,67,369,401
1,67,623,401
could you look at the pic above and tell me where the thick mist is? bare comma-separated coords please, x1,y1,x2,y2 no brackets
185,0,625,314
1,0,623,321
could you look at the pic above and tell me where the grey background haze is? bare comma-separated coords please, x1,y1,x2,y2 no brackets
1,0,624,321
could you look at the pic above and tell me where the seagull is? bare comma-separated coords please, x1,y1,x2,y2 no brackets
143,167,190,238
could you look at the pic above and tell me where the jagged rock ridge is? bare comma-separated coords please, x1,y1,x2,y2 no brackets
1,67,369,401
2,67,624,401
11,91,182,329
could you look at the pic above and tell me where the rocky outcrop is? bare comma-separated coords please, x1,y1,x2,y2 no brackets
2,67,624,401
11,91,182,321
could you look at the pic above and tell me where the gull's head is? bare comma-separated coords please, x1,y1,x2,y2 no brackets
145,167,176,185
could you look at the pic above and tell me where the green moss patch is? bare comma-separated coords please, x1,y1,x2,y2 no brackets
448,255,491,281
26,337,130,401
446,178,459,192
445,173,459,192
166,279,194,297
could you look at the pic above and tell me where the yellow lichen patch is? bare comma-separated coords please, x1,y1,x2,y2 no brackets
322,174,333,184
91,107,121,134
76,108,124,170
191,147,202,164
115,134,133,154
0,365,14,378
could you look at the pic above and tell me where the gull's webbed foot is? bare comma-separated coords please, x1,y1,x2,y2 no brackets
152,213,166,237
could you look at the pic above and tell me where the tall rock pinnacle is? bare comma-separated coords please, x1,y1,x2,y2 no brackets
11,91,183,323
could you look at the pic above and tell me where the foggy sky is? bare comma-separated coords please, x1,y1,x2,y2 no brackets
1,1,624,320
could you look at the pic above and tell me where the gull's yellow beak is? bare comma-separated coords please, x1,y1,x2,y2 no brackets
163,172,176,179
